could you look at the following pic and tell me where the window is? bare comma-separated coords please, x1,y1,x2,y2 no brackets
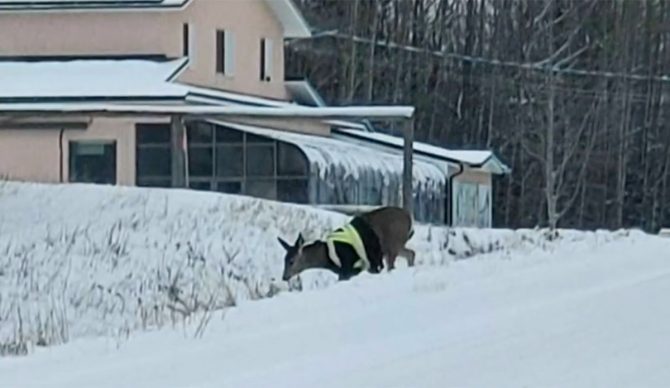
188,146,213,177
183,23,190,57
216,181,242,194
136,123,171,188
278,179,308,203
246,179,276,200
216,125,243,143
216,145,243,178
277,142,307,176
246,144,275,177
69,141,117,185
181,122,309,203
189,180,212,191
188,122,213,144
260,38,273,82
216,29,235,76
137,147,171,177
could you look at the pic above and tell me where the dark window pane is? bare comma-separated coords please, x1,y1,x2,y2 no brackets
216,30,225,74
187,122,213,144
245,132,272,144
188,146,213,177
189,181,212,191
69,141,116,185
137,147,171,177
215,125,243,143
246,180,276,200
137,177,172,188
278,179,308,203
136,123,170,144
216,181,242,194
216,145,243,177
277,142,307,176
183,23,189,57
246,145,274,177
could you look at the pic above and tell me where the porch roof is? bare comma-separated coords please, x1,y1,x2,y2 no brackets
206,120,447,193
333,128,511,175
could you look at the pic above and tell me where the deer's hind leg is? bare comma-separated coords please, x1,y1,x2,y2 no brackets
384,243,415,271
399,246,416,267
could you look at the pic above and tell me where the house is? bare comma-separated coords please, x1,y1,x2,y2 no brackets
0,0,509,227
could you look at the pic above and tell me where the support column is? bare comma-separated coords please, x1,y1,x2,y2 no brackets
171,115,187,188
402,118,414,216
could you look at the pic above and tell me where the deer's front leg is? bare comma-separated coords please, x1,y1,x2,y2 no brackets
385,254,397,271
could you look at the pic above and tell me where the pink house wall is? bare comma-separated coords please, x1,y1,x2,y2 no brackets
0,129,61,182
0,0,288,99
0,117,169,185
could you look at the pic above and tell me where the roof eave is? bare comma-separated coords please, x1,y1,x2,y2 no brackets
472,156,512,175
264,0,312,39
0,0,192,12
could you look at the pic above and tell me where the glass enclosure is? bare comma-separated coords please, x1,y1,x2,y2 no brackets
135,121,448,224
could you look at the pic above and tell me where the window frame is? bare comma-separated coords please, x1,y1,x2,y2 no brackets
68,140,117,185
216,29,235,76
183,122,310,204
260,37,273,82
135,123,172,187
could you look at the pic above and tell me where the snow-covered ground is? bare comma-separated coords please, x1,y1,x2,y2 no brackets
2,181,670,387
2,222,670,387
0,181,574,354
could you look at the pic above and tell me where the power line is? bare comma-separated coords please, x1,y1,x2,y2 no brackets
291,44,666,105
289,30,670,84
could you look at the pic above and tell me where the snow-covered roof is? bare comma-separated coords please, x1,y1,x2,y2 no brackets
334,128,511,174
0,58,188,101
208,120,447,192
285,80,326,107
0,102,416,119
184,84,295,108
263,0,311,38
0,0,189,11
187,83,371,133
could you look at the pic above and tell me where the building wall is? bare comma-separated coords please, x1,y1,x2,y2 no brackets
0,117,168,186
452,168,493,228
178,0,288,99
0,11,179,58
0,0,288,99
0,129,62,182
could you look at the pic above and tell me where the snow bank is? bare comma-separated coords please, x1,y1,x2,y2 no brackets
0,181,647,355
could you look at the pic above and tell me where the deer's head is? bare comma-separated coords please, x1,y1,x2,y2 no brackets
277,233,306,281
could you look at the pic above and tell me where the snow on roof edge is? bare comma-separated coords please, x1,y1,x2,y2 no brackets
206,119,447,192
0,0,190,11
333,128,511,174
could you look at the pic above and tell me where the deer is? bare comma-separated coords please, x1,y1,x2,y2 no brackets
277,206,416,282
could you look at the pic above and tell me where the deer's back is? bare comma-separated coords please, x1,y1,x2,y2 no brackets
359,207,413,253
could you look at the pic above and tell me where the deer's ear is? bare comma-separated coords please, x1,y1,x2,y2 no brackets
277,237,291,251
295,233,304,247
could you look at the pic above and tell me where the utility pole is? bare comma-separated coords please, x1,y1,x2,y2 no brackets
171,115,186,188
402,118,414,216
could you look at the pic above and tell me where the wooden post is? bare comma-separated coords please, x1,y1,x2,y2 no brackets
171,115,187,188
402,118,414,216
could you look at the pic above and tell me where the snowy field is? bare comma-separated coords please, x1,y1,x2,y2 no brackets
1,181,670,387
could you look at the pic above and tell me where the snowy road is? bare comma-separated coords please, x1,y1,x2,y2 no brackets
2,234,670,388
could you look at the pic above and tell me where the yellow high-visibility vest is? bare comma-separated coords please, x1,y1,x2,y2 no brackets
325,224,370,270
